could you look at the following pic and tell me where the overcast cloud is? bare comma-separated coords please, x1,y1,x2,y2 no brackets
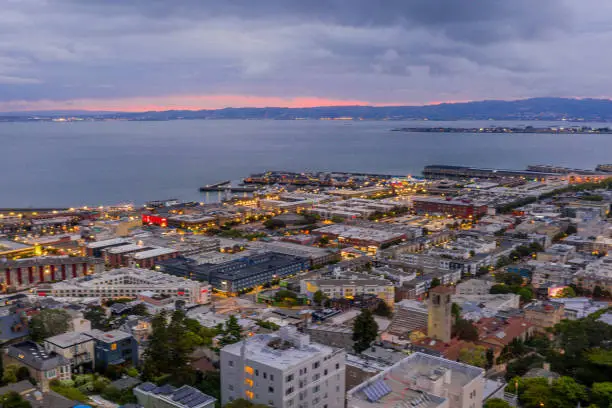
1,0,610,111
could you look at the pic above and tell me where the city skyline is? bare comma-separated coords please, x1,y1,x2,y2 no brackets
2,0,612,111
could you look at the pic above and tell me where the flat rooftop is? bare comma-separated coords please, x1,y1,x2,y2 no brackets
45,331,94,348
222,331,337,370
347,352,483,408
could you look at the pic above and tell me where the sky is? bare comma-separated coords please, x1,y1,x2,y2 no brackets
1,0,612,112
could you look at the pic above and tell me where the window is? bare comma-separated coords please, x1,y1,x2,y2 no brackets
335,363,339,370
270,375,274,381
263,372,267,379
286,374,294,382
285,387,294,396
255,369,259,376
268,386,274,393
228,360,234,367
313,361,320,369
313,374,320,381
313,385,320,394
229,385,234,391
324,369,328,376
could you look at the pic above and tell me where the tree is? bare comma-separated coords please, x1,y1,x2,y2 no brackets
486,348,495,369
557,286,576,298
84,306,110,330
516,287,533,303
131,303,149,316
29,309,70,342
141,310,170,381
459,345,487,368
218,315,243,347
469,250,476,258
313,290,325,306
373,301,392,318
2,364,19,384
453,318,479,342
166,310,196,384
593,285,605,298
430,278,441,288
549,376,588,408
0,391,31,408
484,398,511,408
451,303,461,323
352,309,378,354
592,382,612,408
318,237,329,246
263,219,286,229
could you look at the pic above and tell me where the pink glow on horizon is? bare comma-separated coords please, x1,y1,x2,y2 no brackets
0,94,383,112
0,93,482,112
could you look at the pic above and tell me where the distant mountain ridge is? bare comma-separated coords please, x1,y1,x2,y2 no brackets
4,97,612,121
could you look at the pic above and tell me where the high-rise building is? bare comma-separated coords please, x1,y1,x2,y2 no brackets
220,326,345,408
428,286,453,343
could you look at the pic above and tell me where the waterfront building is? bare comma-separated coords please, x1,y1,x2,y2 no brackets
160,252,307,294
413,197,488,219
0,256,104,292
220,326,346,408
43,267,211,304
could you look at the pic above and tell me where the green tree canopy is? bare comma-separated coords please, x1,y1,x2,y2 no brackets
484,398,511,408
352,309,378,354
453,318,479,342
29,309,70,342
0,391,32,408
459,345,487,368
592,382,612,408
558,286,576,298
218,315,244,347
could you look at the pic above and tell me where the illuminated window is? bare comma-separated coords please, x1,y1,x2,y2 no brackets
245,390,254,400
245,378,254,387
245,366,254,375
111,343,117,351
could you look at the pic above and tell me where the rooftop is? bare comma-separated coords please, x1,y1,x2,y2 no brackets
222,326,338,370
136,383,216,408
347,352,483,408
44,332,94,348
7,341,69,371
85,329,133,344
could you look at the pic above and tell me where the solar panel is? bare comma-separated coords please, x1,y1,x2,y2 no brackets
363,380,392,402
172,387,195,400
139,382,157,392
186,395,209,408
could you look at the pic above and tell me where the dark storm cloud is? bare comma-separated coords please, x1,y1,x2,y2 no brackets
0,0,609,109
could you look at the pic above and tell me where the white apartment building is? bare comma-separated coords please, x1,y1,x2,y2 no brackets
347,352,485,408
220,326,346,408
301,274,395,307
42,267,211,304
44,332,95,371
455,279,493,296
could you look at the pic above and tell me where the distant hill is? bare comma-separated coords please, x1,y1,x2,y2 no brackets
4,97,612,121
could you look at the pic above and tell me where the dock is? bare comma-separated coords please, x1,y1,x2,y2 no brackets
199,180,258,192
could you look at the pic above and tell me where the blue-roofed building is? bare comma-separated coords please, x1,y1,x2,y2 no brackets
134,382,216,408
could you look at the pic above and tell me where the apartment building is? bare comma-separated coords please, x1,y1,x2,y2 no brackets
43,267,211,304
44,332,95,372
220,326,346,408
0,256,104,292
347,352,484,408
5,341,71,391
301,273,395,308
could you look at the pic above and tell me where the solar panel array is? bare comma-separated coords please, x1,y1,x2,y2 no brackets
171,386,216,408
362,379,393,402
